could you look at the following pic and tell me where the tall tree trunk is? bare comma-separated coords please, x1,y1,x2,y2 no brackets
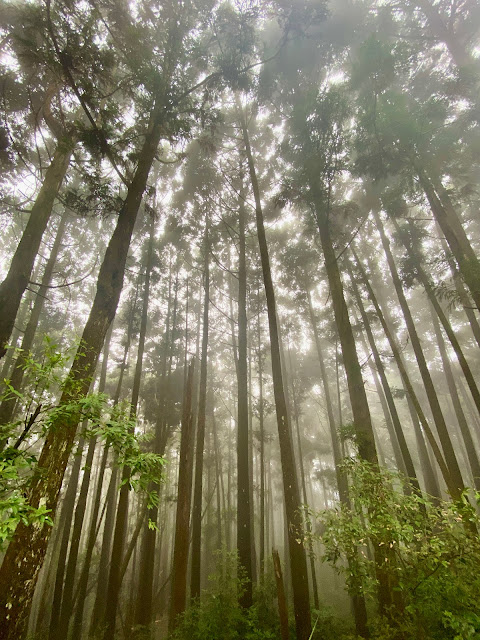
169,362,195,631
313,202,397,616
440,236,480,348
371,208,466,499
272,549,289,640
212,402,223,552
48,438,86,639
56,436,97,639
105,215,156,639
89,461,119,636
71,440,110,637
404,389,442,498
394,218,480,421
430,305,480,489
0,138,75,359
190,220,210,601
236,184,253,607
415,165,480,313
247,341,258,584
0,211,68,429
314,205,378,467
89,322,132,639
287,345,320,609
351,246,454,496
307,291,368,636
241,108,311,640
257,313,266,580
347,263,422,494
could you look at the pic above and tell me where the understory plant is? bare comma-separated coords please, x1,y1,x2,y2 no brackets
0,338,165,547
315,459,480,639
171,550,281,640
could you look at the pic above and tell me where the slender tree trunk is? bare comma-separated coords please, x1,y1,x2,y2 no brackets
48,438,85,639
405,389,442,498
371,209,466,499
441,236,480,348
241,109,311,640
272,549,289,640
0,138,74,359
119,501,148,585
314,203,397,615
169,362,195,631
106,216,156,639
71,440,110,637
131,215,154,417
102,467,130,639
0,211,68,429
236,184,253,607
257,314,266,580
351,247,453,496
348,264,422,494
307,291,368,636
55,435,97,639
248,341,258,584
415,165,480,312
287,345,320,609
212,403,223,552
395,218,480,420
314,206,378,467
430,306,480,489
190,220,210,601
89,461,119,636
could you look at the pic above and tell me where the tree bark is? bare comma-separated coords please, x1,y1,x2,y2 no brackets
190,220,210,601
105,214,156,639
0,97,165,640
169,361,195,631
71,439,110,637
0,210,68,429
56,435,97,639
287,345,320,609
236,183,253,607
430,305,480,489
307,291,369,636
415,164,480,313
314,205,378,467
371,208,466,499
257,312,266,580
0,138,74,359
241,108,311,640
347,263,422,494
48,438,85,639
351,246,455,495
272,549,289,640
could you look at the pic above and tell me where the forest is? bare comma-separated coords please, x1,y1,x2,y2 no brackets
0,0,479,638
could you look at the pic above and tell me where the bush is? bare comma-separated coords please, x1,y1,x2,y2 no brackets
313,460,480,639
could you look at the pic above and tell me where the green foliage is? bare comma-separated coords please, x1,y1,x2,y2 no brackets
309,608,356,640
171,550,245,640
0,447,53,548
0,339,165,547
171,551,281,640
314,460,480,639
88,401,165,509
